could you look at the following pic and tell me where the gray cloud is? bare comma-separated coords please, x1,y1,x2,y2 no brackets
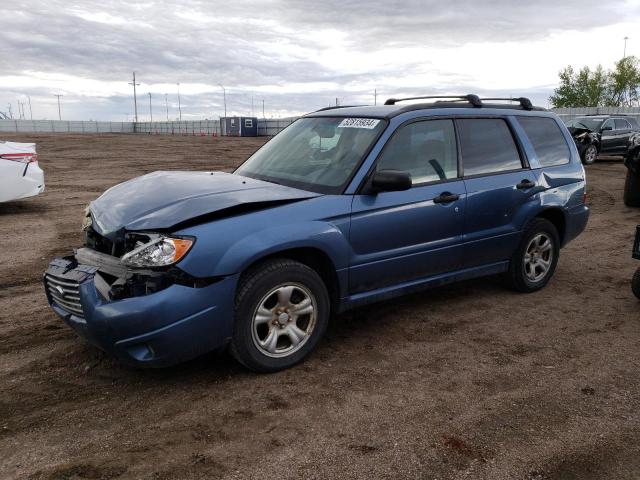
0,0,638,119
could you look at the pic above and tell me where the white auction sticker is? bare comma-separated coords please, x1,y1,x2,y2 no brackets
337,118,381,129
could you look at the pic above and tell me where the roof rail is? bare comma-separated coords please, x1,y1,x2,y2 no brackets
384,94,482,108
481,97,533,110
314,105,362,112
581,113,634,117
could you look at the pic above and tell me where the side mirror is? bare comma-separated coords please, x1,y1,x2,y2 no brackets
370,169,412,193
602,124,613,131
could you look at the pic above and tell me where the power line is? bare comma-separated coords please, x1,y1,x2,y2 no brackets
624,36,630,59
54,94,63,120
176,83,182,121
218,84,227,118
128,72,140,122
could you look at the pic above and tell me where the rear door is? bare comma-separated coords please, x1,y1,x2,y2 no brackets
349,118,466,293
458,117,535,268
615,119,633,153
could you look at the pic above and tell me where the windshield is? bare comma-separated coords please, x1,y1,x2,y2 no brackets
567,117,604,131
235,116,387,194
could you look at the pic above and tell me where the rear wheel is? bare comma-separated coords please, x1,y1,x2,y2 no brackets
624,152,640,207
230,259,329,372
582,144,598,165
507,218,560,293
632,268,640,299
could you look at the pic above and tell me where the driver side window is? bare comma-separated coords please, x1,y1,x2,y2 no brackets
376,119,458,185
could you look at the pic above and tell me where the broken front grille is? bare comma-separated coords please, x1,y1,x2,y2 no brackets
85,226,117,256
45,274,84,318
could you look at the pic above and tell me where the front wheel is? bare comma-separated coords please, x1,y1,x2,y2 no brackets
506,218,560,293
230,259,330,372
582,144,598,165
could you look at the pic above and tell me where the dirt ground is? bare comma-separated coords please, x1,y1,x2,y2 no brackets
1,133,639,480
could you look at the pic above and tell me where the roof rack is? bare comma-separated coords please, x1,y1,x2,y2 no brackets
383,95,535,111
481,97,533,110
384,95,482,107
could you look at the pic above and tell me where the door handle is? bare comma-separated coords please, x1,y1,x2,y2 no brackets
433,192,460,204
516,180,536,190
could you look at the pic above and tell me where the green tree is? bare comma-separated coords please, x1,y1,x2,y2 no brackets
606,56,640,107
550,56,640,108
550,65,609,107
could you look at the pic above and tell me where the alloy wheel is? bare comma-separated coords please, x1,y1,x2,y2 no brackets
251,283,317,358
523,233,554,283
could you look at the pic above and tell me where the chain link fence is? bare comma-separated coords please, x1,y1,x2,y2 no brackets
553,107,640,124
6,109,640,134
0,118,298,136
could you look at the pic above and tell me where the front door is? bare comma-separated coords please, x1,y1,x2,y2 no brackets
349,119,466,294
600,118,617,154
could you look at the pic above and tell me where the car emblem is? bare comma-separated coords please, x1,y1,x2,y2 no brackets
54,285,65,297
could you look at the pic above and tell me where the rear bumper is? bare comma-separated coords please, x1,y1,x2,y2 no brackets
563,204,590,247
0,161,45,202
44,257,238,367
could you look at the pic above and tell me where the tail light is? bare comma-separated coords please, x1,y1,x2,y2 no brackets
0,153,38,164
582,191,588,204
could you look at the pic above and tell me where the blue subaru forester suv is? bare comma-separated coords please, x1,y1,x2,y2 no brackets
44,95,589,372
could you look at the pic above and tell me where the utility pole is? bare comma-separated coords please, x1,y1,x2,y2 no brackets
165,93,169,121
624,36,629,58
218,84,227,119
28,96,33,120
176,83,182,121
262,99,265,118
54,94,63,120
129,72,140,122
251,91,254,116
148,92,153,122
374,89,377,106
7,103,12,119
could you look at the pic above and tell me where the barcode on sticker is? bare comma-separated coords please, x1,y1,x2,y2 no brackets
338,118,380,129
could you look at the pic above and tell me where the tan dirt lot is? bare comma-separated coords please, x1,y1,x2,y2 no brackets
1,134,639,480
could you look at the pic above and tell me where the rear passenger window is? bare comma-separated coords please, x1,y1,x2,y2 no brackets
615,119,631,130
377,119,458,184
518,116,570,167
457,119,522,176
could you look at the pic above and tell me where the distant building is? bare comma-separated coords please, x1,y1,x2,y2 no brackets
220,116,258,136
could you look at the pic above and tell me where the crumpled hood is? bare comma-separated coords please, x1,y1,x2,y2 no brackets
90,171,320,237
567,126,596,137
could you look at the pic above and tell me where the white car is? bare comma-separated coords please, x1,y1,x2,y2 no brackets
0,141,45,202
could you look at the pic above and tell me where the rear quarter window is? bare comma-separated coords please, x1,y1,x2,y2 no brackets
518,116,571,167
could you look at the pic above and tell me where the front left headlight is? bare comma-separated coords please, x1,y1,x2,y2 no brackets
121,236,194,268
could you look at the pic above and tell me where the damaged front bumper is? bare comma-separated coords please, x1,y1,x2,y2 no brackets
43,251,239,367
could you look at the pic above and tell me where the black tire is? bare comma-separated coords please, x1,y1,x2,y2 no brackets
230,258,330,372
632,268,640,299
624,170,640,207
582,144,598,165
506,218,560,293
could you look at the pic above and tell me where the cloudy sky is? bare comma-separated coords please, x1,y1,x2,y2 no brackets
1,0,639,121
